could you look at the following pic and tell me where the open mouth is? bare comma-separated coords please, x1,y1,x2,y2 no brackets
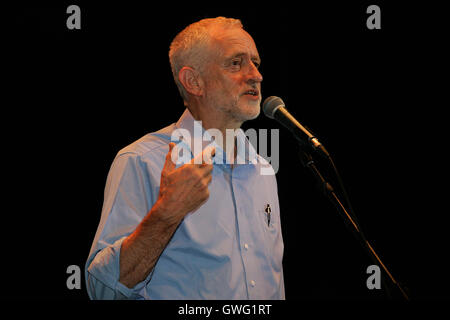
243,89,259,97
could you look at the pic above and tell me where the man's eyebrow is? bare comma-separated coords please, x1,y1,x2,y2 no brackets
228,52,261,62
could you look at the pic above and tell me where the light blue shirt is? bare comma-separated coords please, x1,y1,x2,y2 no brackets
85,109,285,299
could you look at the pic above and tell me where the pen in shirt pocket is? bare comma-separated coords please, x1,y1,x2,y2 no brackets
265,203,271,227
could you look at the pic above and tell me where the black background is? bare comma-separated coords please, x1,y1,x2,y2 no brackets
4,0,449,303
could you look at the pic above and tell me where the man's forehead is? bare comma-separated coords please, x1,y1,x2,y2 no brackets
210,27,259,58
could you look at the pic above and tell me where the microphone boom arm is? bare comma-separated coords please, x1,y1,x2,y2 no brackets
297,148,410,300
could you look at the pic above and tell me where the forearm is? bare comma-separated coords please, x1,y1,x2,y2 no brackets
119,199,182,288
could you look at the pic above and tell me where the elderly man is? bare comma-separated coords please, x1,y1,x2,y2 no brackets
85,17,285,299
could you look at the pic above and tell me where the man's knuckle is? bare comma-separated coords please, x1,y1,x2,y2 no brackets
195,170,203,180
186,164,196,174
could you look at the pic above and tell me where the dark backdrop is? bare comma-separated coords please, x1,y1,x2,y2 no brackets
5,1,448,301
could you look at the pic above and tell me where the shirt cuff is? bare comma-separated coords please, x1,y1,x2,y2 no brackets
86,236,153,300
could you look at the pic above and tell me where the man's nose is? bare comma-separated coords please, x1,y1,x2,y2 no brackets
248,62,263,83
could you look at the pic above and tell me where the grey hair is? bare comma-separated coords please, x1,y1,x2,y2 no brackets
169,17,243,104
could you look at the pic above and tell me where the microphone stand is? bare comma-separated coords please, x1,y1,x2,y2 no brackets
297,148,410,300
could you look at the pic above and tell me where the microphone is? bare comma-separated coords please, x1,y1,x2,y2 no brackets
263,96,330,158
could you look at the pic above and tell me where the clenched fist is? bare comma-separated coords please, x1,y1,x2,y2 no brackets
157,142,215,225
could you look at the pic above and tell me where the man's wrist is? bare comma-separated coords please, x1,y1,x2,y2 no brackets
147,198,184,230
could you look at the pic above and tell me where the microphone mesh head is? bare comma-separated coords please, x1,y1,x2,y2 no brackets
263,96,285,119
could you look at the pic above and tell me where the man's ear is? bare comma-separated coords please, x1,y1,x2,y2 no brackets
178,67,204,97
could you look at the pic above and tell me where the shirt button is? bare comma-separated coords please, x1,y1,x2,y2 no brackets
250,280,256,287
244,243,249,250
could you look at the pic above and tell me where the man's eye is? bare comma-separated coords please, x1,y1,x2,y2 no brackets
231,59,241,66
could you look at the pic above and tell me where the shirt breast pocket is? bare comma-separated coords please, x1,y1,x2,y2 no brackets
256,201,282,267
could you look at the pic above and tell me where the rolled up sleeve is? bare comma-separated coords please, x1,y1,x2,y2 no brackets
86,237,152,300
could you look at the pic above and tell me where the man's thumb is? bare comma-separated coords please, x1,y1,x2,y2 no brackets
163,142,177,171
